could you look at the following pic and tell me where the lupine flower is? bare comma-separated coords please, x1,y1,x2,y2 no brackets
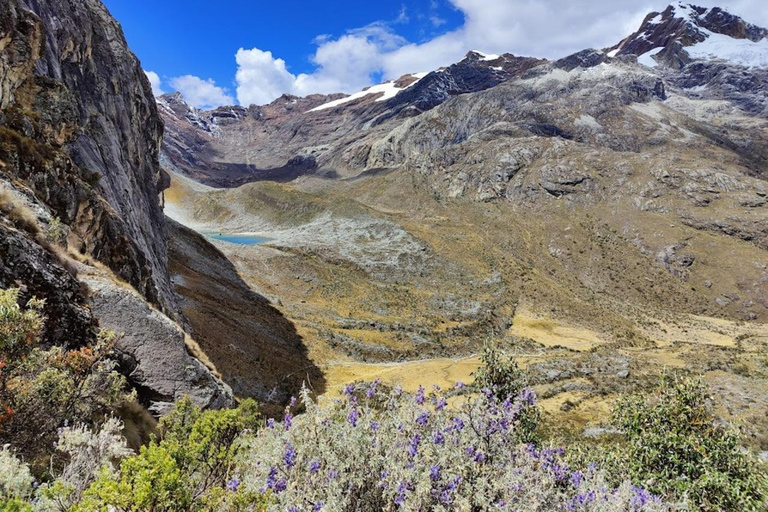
432,430,445,445
570,471,584,488
415,386,425,405
519,388,537,406
416,411,429,427
371,421,380,431
347,408,359,427
227,478,240,492
309,460,321,473
266,418,275,429
407,434,421,457
312,503,323,512
283,413,293,430
289,396,298,408
284,443,297,468
429,465,441,481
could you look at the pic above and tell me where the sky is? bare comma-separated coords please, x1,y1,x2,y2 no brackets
101,0,768,109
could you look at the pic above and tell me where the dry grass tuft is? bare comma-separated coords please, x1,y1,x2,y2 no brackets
117,400,158,451
184,334,222,379
0,186,41,235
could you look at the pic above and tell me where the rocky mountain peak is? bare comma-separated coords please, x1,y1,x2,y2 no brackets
609,2,768,68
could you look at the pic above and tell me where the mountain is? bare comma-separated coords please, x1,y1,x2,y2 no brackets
609,2,768,68
161,4,768,443
158,51,544,188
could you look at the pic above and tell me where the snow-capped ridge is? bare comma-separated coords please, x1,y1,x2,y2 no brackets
608,2,768,69
308,73,428,113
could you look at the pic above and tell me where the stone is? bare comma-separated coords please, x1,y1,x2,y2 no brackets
81,265,234,415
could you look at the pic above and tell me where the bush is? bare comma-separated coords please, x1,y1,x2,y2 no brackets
238,384,671,511
75,397,266,512
611,375,768,511
472,343,540,442
0,288,133,473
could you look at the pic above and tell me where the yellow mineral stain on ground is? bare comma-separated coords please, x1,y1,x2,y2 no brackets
323,356,482,394
509,309,605,351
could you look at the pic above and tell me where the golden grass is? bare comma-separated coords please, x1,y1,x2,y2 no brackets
183,334,222,379
0,186,40,235
323,356,482,395
509,308,606,352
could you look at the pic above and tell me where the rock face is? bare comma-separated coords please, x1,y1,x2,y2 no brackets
1,0,176,315
0,222,94,347
1,0,233,411
81,264,234,415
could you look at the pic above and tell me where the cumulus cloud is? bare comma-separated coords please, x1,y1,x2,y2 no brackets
169,75,234,109
233,0,768,106
144,70,164,97
236,23,406,106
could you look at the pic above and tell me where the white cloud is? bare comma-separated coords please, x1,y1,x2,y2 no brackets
235,23,406,107
233,0,768,106
144,70,164,97
169,75,235,109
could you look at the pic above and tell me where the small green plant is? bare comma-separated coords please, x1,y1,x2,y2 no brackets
472,343,540,442
44,217,67,246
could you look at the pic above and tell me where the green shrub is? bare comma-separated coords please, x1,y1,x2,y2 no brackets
76,398,266,512
611,375,768,511
472,343,540,442
0,288,132,473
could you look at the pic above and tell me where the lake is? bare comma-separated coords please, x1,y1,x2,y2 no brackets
204,233,269,245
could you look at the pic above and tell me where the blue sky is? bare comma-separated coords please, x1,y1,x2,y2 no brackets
103,0,767,109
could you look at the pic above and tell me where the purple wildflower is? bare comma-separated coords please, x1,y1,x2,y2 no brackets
407,434,421,457
283,413,293,430
371,421,380,431
266,418,275,429
283,443,297,468
347,408,359,427
519,387,537,406
227,478,240,492
312,503,323,512
429,465,441,481
309,460,321,473
570,471,584,488
415,386,425,405
432,430,445,445
416,411,430,427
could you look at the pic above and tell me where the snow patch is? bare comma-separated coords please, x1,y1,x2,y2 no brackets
687,30,768,67
637,47,664,67
607,48,620,58
308,73,428,112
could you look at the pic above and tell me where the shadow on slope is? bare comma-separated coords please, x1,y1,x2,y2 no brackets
167,218,325,411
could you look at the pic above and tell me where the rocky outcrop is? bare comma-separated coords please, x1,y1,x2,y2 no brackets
81,264,234,415
0,0,235,412
1,0,176,315
0,222,93,347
